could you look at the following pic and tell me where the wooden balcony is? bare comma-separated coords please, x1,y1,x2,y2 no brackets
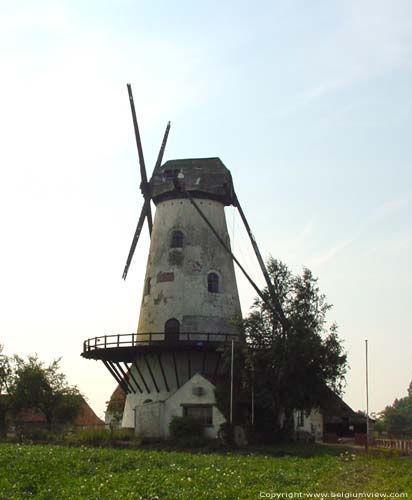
82,332,239,362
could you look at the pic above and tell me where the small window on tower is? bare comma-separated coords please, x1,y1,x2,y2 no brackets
164,319,180,345
163,169,180,179
207,272,219,293
170,230,184,248
144,277,151,295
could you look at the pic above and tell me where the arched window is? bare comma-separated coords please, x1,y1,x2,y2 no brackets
207,272,219,293
164,318,180,345
170,230,184,248
164,318,180,334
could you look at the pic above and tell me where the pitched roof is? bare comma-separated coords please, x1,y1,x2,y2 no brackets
320,387,374,423
108,383,126,404
75,399,104,426
14,397,104,426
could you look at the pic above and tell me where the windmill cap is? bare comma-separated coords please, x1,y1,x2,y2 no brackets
150,157,235,206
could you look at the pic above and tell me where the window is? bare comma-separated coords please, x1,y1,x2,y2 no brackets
165,318,180,345
163,169,180,179
183,405,213,426
144,277,151,295
207,272,219,293
170,230,184,248
165,318,180,334
297,410,304,427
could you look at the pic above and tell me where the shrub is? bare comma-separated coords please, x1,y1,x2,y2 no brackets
75,428,111,445
218,422,235,446
175,436,209,449
22,429,54,442
112,428,140,442
169,416,203,440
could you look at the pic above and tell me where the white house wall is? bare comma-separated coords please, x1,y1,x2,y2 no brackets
163,373,225,439
135,401,164,438
130,373,225,439
121,350,224,427
294,408,323,441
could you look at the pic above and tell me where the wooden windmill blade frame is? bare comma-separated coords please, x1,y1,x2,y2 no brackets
122,84,171,280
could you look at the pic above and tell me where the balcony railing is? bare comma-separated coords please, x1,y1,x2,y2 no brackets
83,332,238,353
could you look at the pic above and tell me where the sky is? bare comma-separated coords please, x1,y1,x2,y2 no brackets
0,0,411,419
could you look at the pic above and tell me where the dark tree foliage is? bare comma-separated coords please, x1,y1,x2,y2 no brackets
0,344,13,435
377,381,412,437
105,395,125,427
215,258,347,437
8,355,83,429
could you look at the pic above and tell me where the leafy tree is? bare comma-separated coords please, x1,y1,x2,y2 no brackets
0,344,13,435
377,381,412,437
215,258,347,438
8,355,83,429
105,395,125,428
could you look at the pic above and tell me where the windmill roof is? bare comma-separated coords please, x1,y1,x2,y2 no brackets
161,157,227,168
150,157,235,205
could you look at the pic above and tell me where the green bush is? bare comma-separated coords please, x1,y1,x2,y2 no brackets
168,416,203,439
112,428,140,442
75,428,111,444
175,435,209,449
22,429,59,442
218,422,235,445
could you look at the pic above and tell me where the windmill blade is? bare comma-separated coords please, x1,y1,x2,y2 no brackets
154,121,171,170
122,122,172,279
126,83,153,235
233,189,289,329
122,200,151,280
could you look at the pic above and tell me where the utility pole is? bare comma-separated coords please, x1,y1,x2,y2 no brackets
230,339,234,424
251,359,255,426
365,339,369,453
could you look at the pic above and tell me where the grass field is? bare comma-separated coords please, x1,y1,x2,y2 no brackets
0,443,410,499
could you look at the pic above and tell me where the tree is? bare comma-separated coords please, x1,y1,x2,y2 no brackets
105,394,125,428
215,258,347,438
0,344,13,436
8,355,83,429
377,381,412,437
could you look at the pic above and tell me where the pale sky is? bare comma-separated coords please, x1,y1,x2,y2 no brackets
0,0,411,419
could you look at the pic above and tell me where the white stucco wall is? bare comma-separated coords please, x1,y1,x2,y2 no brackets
163,372,225,439
135,401,164,438
121,350,224,428
137,198,242,335
294,408,323,441
131,373,225,439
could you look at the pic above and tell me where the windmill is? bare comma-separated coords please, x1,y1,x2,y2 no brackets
82,84,286,438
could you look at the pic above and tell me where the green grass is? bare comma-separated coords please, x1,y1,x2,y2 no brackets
0,443,410,499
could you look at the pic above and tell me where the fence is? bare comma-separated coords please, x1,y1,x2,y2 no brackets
375,438,412,455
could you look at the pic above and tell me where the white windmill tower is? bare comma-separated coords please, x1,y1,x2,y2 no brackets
82,85,286,438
